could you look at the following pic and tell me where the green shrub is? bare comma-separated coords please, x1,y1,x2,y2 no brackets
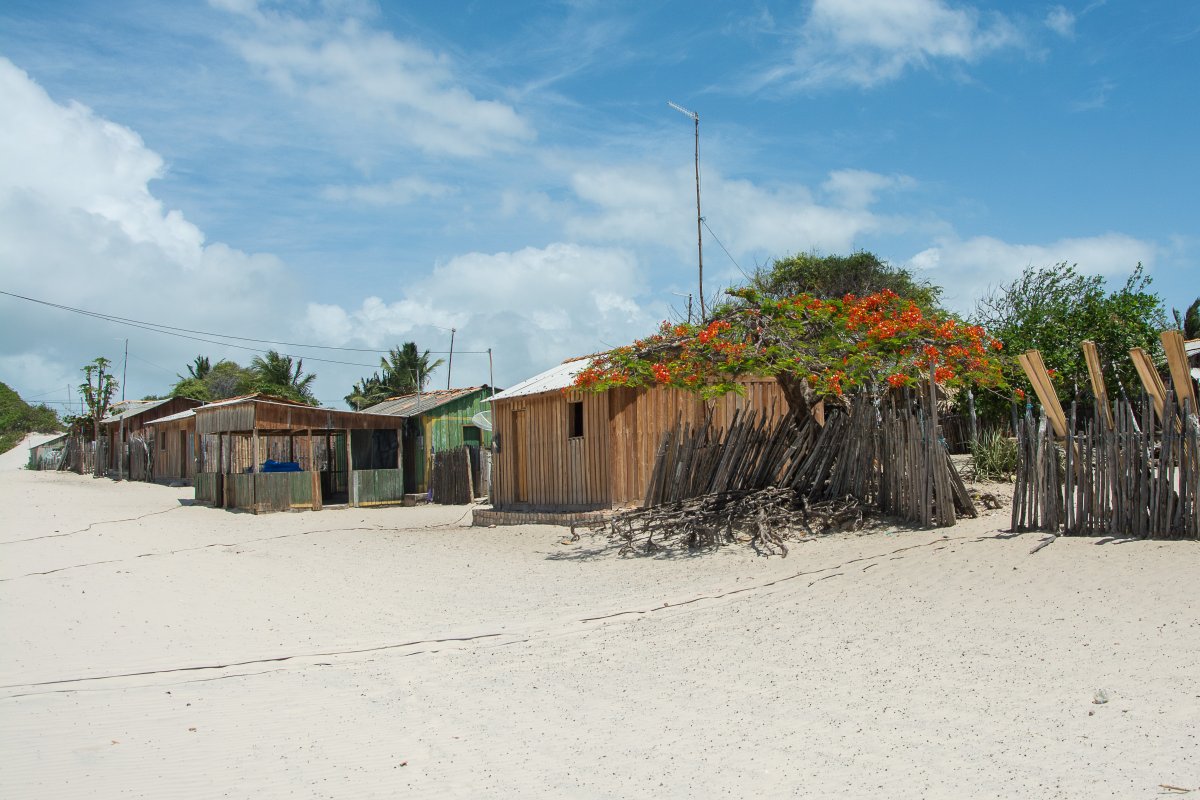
970,428,1018,482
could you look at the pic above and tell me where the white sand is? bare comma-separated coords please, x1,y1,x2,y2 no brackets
1,469,1196,798
0,432,62,471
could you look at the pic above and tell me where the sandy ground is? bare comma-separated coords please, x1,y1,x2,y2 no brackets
0,466,1197,799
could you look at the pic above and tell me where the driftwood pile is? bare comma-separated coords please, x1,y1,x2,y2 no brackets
604,387,976,555
1013,392,1200,539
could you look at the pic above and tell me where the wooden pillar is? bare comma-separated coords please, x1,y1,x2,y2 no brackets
193,428,202,477
220,433,230,509
345,429,355,507
250,428,260,514
308,429,321,511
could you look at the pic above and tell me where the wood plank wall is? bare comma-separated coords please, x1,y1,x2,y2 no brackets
492,378,785,512
608,378,785,507
492,390,611,511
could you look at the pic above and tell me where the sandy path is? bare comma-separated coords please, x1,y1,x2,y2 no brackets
1,469,1197,798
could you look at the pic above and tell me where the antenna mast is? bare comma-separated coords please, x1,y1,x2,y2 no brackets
668,101,705,321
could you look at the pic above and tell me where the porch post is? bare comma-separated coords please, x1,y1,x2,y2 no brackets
309,429,321,511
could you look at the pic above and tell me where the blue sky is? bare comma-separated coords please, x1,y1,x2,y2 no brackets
1,0,1196,408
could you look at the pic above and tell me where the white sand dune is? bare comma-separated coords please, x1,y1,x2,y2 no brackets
0,432,62,471
1,469,1196,798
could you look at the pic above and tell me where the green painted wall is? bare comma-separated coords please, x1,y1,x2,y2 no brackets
411,389,494,492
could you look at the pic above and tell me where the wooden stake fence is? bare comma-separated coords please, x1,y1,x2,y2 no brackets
1012,394,1199,539
640,387,976,528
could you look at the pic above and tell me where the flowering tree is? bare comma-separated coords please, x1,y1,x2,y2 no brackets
574,288,1005,421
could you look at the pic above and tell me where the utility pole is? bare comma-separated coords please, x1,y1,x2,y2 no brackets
668,101,705,321
121,338,128,401
446,328,456,390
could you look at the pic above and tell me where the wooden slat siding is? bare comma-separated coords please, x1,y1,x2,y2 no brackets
490,378,783,512
352,469,404,506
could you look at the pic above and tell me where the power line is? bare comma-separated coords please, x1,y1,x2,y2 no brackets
0,290,489,369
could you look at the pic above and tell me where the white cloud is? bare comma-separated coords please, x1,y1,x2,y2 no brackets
565,164,911,266
1044,6,1076,37
321,176,455,206
908,232,1157,313
214,1,534,158
766,0,1022,88
0,57,290,401
303,243,657,385
822,169,917,209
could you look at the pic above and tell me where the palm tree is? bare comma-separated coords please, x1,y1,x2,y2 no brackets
251,350,317,403
184,355,211,380
381,342,444,393
345,373,388,410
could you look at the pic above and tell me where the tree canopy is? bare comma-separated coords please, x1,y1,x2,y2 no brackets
345,342,445,410
0,381,60,454
249,350,318,404
575,287,1003,421
970,262,1166,420
748,250,942,310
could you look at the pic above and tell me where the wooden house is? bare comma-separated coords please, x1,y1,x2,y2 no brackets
192,394,409,513
362,386,495,495
26,433,68,470
480,359,786,523
145,408,197,484
100,397,204,480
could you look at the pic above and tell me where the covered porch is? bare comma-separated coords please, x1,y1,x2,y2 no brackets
193,395,406,513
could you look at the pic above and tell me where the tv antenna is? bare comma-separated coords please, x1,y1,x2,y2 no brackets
668,100,705,320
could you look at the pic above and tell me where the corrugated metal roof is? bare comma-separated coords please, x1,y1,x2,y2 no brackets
146,408,196,425
101,397,173,424
489,360,590,401
363,387,490,418
197,392,310,410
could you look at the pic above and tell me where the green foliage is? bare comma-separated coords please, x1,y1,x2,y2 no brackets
749,250,942,310
577,288,1004,421
250,350,318,404
0,381,61,454
971,263,1166,422
170,377,211,401
970,428,1018,482
1172,297,1200,339
169,358,251,401
183,355,211,381
205,360,254,399
346,342,445,409
65,357,118,439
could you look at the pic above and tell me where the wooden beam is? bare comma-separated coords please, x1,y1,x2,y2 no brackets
1080,340,1114,430
308,429,322,511
1160,330,1198,415
1018,350,1069,437
1129,347,1169,424
345,429,355,507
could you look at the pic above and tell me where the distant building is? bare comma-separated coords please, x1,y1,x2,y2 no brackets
479,359,785,524
362,386,496,495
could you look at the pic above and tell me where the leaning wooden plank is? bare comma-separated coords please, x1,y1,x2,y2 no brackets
1129,347,1169,424
1160,330,1198,415
1019,350,1069,438
1081,340,1114,430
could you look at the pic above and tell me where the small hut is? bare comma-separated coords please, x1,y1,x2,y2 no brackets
193,394,408,513
479,359,786,524
100,397,204,480
362,386,495,495
145,408,197,484
27,433,68,470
